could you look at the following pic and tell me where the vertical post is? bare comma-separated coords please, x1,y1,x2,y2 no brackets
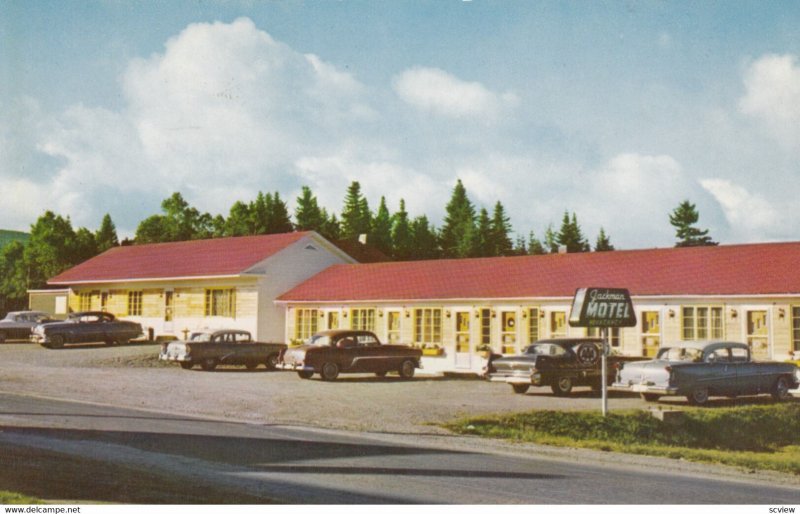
601,326,608,417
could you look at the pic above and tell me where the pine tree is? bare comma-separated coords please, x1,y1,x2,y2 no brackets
557,211,590,253
670,200,718,247
528,231,546,255
322,212,341,241
370,197,393,256
473,208,493,257
294,186,326,232
489,201,513,256
440,179,476,258
267,192,293,234
410,215,439,260
594,227,615,252
544,225,558,253
95,214,119,253
341,181,371,239
512,235,527,256
391,199,413,260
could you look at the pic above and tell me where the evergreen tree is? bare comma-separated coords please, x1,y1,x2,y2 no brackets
440,179,476,258
294,186,327,232
321,211,341,241
528,231,546,255
410,215,439,260
340,181,371,239
543,224,559,253
670,200,718,247
512,235,527,256
391,199,413,260
556,211,590,253
95,214,119,252
489,201,514,256
369,197,393,256
267,192,293,233
251,192,269,234
594,227,615,252
473,208,493,257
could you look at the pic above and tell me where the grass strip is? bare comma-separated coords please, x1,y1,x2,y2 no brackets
0,490,44,504
444,403,800,474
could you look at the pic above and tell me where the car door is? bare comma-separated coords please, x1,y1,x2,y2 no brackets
703,348,737,396
354,334,384,372
729,346,758,395
334,336,360,371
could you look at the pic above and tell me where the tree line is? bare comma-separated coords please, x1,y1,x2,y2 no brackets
0,180,716,315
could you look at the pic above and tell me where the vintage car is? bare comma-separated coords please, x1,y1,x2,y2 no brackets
487,338,645,395
159,329,287,371
0,311,56,343
30,311,143,349
277,329,422,381
612,341,800,405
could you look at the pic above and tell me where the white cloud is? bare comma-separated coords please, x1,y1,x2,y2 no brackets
393,67,518,119
700,178,782,240
739,54,800,147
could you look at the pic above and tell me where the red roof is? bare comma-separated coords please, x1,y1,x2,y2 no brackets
278,242,800,301
48,232,311,284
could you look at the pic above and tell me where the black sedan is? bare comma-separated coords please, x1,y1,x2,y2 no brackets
31,311,143,349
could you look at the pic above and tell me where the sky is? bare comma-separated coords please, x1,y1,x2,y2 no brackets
1,1,799,249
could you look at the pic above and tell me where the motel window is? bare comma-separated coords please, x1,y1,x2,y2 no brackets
587,327,620,347
386,311,401,344
127,291,143,316
350,308,376,331
414,308,442,345
550,311,567,338
681,306,723,340
204,288,236,318
479,309,492,346
78,292,92,311
793,306,800,352
528,308,541,343
295,309,318,341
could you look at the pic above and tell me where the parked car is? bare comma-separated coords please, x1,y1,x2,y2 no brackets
487,338,645,395
159,329,287,371
0,311,56,343
611,341,800,405
30,311,143,349
277,329,422,381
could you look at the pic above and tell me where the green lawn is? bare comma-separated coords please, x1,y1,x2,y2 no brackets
0,490,43,504
444,402,800,474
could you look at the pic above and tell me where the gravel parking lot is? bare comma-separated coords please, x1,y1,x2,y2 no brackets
0,341,671,433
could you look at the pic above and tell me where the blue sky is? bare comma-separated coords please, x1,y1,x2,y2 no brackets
2,1,800,248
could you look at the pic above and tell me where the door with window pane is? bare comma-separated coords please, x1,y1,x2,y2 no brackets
454,311,471,369
746,310,769,360
501,311,517,355
641,311,660,357
386,311,401,344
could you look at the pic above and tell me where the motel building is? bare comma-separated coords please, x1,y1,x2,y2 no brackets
40,233,800,375
277,242,800,374
44,232,355,342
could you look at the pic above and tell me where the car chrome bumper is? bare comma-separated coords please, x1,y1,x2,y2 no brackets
159,354,190,362
611,383,678,395
276,363,314,372
489,376,533,385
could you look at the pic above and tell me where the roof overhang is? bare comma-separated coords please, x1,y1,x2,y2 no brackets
48,274,254,286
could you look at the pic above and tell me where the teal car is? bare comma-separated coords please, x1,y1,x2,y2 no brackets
612,341,800,406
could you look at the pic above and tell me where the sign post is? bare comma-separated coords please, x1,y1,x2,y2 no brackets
569,287,637,416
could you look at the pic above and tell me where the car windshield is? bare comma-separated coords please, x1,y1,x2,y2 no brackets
658,347,704,362
307,334,334,346
190,333,212,342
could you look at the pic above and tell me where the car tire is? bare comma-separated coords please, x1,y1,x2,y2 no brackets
179,362,193,370
551,377,573,396
200,358,218,371
512,384,530,394
115,338,129,346
49,335,64,349
297,370,314,379
641,393,660,402
687,388,709,406
375,371,387,378
265,354,278,371
320,362,339,381
398,360,416,379
772,376,791,401
245,362,258,371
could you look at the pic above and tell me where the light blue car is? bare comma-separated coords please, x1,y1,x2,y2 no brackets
612,341,800,406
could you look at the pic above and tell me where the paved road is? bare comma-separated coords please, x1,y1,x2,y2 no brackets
1,392,798,504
